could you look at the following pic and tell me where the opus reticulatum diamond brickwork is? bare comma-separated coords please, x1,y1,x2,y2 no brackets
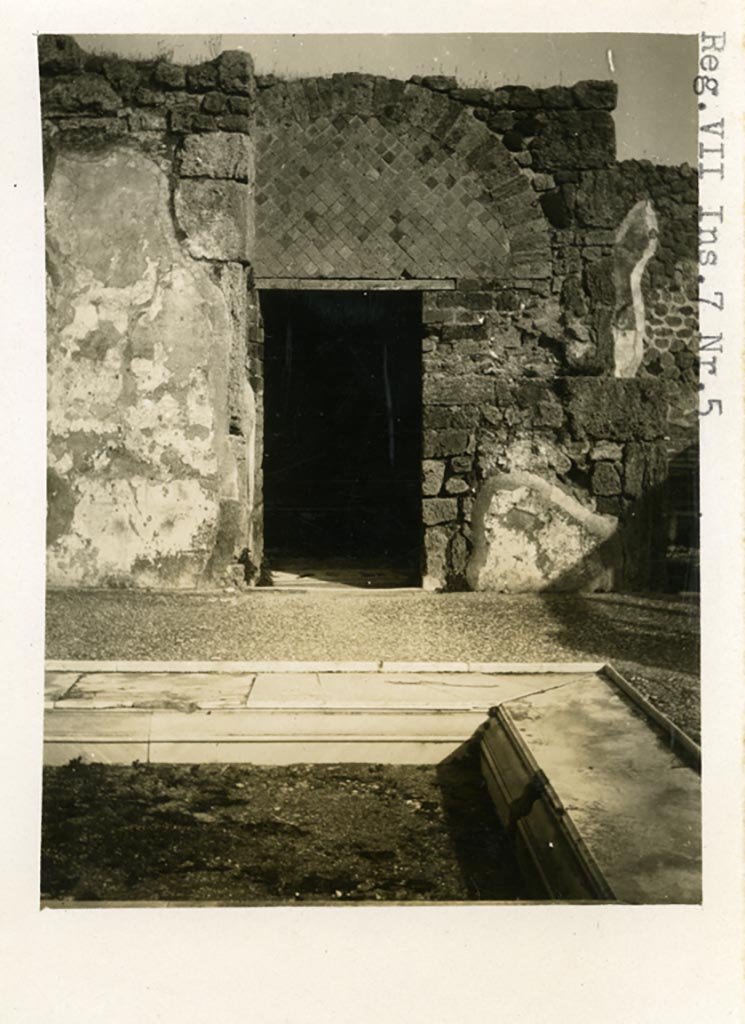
255,108,541,280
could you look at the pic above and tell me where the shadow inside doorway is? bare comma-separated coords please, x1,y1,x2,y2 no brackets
260,290,423,588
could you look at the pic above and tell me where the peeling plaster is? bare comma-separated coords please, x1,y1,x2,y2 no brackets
46,145,238,586
46,477,219,587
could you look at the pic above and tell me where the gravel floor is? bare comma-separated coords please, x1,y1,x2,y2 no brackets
46,589,700,741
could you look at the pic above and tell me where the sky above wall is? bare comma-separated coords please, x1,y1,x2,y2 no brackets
75,33,698,166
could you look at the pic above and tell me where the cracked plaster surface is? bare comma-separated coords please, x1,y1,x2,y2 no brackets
46,146,235,586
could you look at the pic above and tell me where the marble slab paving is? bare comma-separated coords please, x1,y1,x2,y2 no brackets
44,672,81,705
51,672,256,709
247,672,585,709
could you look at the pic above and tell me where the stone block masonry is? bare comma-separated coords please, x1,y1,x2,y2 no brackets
174,179,254,262
178,132,254,182
41,37,698,593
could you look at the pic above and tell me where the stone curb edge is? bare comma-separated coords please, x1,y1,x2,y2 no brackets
46,660,607,674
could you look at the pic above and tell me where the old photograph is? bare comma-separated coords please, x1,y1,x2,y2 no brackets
40,32,702,906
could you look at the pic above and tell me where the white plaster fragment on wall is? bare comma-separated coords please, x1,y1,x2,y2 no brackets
244,383,256,511
466,470,618,592
130,355,171,393
48,346,125,436
613,199,658,379
46,477,219,585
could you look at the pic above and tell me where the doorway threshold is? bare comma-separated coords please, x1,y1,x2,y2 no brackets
263,556,420,591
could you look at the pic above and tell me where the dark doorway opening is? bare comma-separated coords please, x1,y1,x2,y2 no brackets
260,290,423,587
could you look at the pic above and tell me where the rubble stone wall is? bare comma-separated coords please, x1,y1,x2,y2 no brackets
41,37,698,592
253,72,697,590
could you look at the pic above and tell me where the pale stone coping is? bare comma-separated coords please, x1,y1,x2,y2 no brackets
482,680,700,903
46,659,606,674
602,663,700,766
245,672,582,710
45,732,480,743
43,706,485,766
42,739,468,767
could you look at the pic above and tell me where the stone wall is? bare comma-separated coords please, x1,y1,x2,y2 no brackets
251,73,698,591
418,284,678,590
41,37,698,592
41,35,262,588
545,160,699,435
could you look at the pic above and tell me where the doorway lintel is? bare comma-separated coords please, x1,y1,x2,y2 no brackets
256,278,455,291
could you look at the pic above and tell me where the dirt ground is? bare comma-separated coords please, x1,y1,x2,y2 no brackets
41,749,528,904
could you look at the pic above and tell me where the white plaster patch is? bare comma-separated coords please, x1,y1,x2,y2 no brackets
130,356,171,393
121,391,216,478
46,532,98,587
126,392,180,430
49,452,73,475
467,471,618,592
47,346,125,436
186,375,216,430
61,302,100,346
56,258,161,342
60,477,219,575
502,438,572,478
613,200,659,379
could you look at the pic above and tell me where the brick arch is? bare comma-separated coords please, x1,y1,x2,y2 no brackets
254,77,550,280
